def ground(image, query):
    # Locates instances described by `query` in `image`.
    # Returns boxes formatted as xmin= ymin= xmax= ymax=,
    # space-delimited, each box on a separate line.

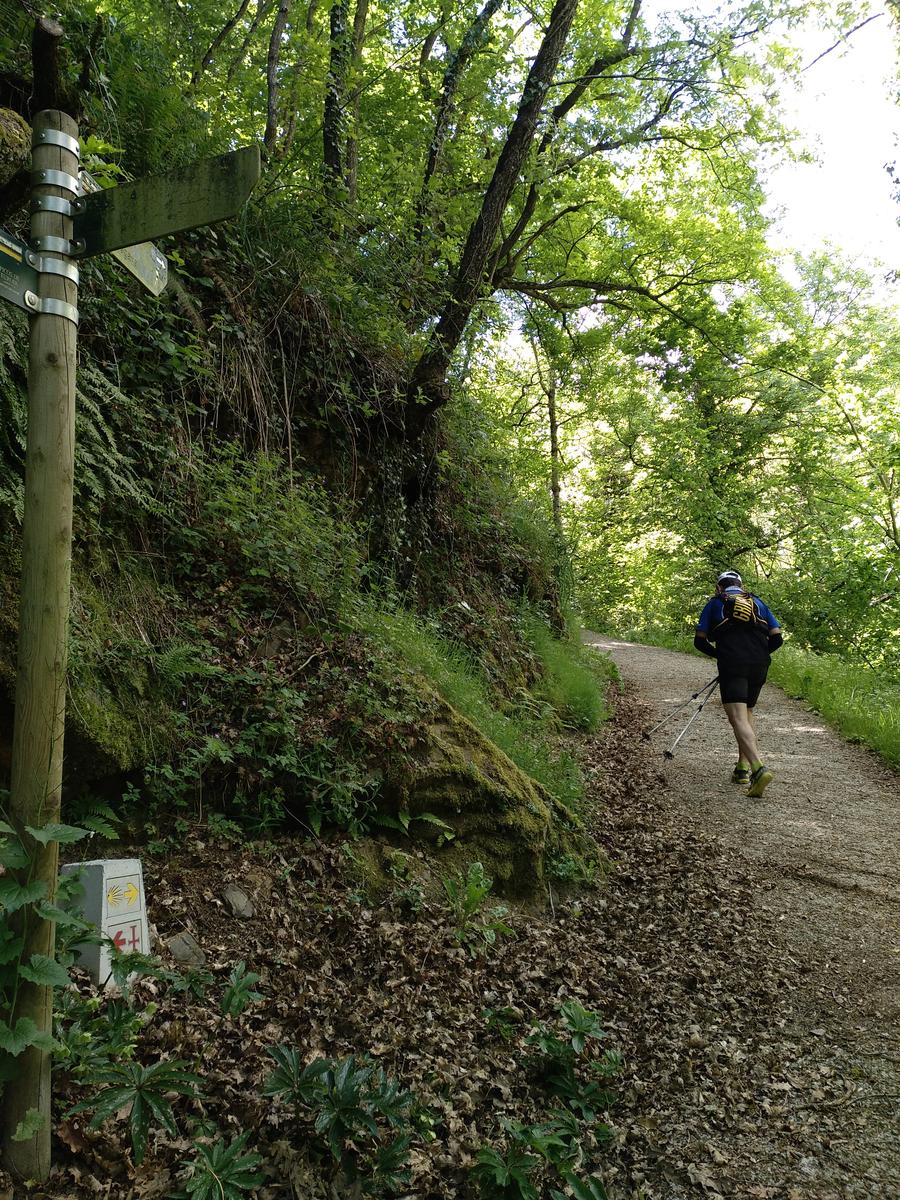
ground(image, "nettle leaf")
xmin=0 ymin=878 xmax=48 ymax=913
xmin=11 ymin=1108 xmax=44 ymax=1142
xmin=18 ymin=953 xmax=71 ymax=988
xmin=0 ymin=927 xmax=24 ymax=965
xmin=0 ymin=1017 xmax=55 ymax=1056
xmin=33 ymin=901 xmax=93 ymax=931
xmin=25 ymin=822 xmax=91 ymax=846
xmin=0 ymin=837 xmax=30 ymax=871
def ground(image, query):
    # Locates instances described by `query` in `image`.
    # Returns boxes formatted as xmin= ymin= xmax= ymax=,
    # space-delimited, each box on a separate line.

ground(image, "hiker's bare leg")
xmin=723 ymin=701 xmax=762 ymax=766
xmin=739 ymin=707 xmax=757 ymax=769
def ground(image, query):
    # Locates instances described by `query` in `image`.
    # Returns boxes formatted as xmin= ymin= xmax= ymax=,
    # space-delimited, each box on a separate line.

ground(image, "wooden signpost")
xmin=0 ymin=110 xmax=259 ymax=1182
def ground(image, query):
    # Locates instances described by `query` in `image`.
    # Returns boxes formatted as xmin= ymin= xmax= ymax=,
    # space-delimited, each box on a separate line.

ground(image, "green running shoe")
xmin=731 ymin=764 xmax=750 ymax=784
xmin=746 ymin=765 xmax=774 ymax=798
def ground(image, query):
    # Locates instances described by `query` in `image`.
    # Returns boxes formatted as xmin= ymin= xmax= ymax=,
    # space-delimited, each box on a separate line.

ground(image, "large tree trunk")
xmin=408 ymin=0 xmax=579 ymax=420
xmin=323 ymin=0 xmax=350 ymax=201
xmin=263 ymin=0 xmax=293 ymax=151
xmin=344 ymin=0 xmax=369 ymax=204
xmin=414 ymin=0 xmax=505 ymax=238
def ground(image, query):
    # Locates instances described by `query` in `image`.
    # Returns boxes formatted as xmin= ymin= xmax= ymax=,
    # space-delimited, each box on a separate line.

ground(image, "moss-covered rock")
xmin=0 ymin=108 xmax=29 ymax=189
xmin=0 ymin=539 xmax=178 ymax=788
xmin=385 ymin=694 xmax=591 ymax=899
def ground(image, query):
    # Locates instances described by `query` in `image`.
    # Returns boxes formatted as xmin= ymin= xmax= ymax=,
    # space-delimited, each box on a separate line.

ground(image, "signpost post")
xmin=0 ymin=112 xmax=260 ymax=1182
xmin=2 ymin=109 xmax=80 ymax=1181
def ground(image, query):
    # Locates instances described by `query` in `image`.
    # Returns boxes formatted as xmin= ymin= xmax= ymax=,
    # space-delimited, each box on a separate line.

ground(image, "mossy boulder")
xmin=0 ymin=108 xmax=29 ymax=189
xmin=0 ymin=547 xmax=177 ymax=789
xmin=385 ymin=694 xmax=589 ymax=899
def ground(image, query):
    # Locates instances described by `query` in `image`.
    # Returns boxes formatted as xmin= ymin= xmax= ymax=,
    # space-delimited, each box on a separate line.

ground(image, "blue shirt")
xmin=696 ymin=588 xmax=780 ymax=638
xmin=697 ymin=587 xmax=781 ymax=667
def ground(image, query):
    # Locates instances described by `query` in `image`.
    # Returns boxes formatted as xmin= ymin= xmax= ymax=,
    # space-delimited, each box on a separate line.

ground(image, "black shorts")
xmin=718 ymin=663 xmax=768 ymax=707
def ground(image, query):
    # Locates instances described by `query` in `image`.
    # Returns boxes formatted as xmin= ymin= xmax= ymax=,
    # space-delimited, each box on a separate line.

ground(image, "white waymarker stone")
xmin=60 ymin=858 xmax=150 ymax=985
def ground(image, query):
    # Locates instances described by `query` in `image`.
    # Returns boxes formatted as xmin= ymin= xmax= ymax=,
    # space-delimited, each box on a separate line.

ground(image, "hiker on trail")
xmin=694 ymin=570 xmax=783 ymax=797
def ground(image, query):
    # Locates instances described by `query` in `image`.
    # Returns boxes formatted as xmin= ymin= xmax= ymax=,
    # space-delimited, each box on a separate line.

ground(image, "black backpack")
xmin=713 ymin=590 xmax=768 ymax=635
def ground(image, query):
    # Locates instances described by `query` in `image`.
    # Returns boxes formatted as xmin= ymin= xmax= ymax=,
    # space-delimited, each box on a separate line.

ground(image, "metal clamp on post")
xmin=32 ymin=128 xmax=80 ymax=156
xmin=22 ymin=291 xmax=79 ymax=325
xmin=28 ymin=235 xmax=86 ymax=257
xmin=30 ymin=195 xmax=83 ymax=218
xmin=28 ymin=256 xmax=80 ymax=285
xmin=30 ymin=169 xmax=81 ymax=196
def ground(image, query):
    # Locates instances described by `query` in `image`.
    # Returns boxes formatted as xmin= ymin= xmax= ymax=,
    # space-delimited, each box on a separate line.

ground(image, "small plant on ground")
xmin=54 ymin=992 xmax=150 ymax=1078
xmin=472 ymin=1142 xmax=541 ymax=1200
xmin=68 ymin=1058 xmax=204 ymax=1163
xmin=220 ymin=961 xmax=263 ymax=1018
xmin=483 ymin=1006 xmax=523 ymax=1042
xmin=526 ymin=1001 xmax=621 ymax=1120
xmin=173 ymin=1130 xmax=265 ymax=1199
xmin=262 ymin=1049 xmax=418 ymax=1194
xmin=442 ymin=861 xmax=514 ymax=955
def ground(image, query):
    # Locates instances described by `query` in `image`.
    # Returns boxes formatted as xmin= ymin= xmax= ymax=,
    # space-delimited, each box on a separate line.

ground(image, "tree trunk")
xmin=263 ymin=0 xmax=293 ymax=151
xmin=547 ymin=376 xmax=564 ymax=546
xmin=408 ymin=0 xmax=579 ymax=418
xmin=345 ymin=0 xmax=369 ymax=203
xmin=323 ymin=0 xmax=350 ymax=201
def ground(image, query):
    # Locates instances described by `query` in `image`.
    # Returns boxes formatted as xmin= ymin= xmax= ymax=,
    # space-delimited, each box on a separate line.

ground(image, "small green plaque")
xmin=74 ymin=146 xmax=261 ymax=257
xmin=0 ymin=229 xmax=38 ymax=313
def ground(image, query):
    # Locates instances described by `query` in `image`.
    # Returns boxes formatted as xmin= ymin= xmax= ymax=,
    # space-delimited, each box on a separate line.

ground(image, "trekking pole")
xmin=641 ymin=677 xmax=718 ymax=741
xmin=663 ymin=683 xmax=718 ymax=759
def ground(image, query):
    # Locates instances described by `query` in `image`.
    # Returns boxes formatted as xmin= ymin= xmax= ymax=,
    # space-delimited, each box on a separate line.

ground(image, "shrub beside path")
xmin=584 ymin=634 xmax=899 ymax=1199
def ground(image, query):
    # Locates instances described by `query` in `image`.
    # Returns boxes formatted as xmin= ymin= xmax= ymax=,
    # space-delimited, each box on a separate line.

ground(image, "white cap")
xmin=717 ymin=570 xmax=742 ymax=586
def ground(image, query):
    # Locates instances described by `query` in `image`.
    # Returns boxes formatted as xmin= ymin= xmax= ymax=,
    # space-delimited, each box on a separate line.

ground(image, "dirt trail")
xmin=584 ymin=634 xmax=899 ymax=1199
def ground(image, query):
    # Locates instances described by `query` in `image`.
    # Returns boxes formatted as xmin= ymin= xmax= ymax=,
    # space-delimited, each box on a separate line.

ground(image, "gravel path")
xmin=584 ymin=634 xmax=899 ymax=1198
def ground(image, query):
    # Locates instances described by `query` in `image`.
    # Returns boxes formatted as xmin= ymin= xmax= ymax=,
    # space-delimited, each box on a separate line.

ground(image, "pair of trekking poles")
xmin=641 ymin=676 xmax=718 ymax=759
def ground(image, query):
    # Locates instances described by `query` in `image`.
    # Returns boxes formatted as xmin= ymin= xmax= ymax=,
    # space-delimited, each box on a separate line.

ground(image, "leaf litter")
xmin=3 ymin=680 xmax=898 ymax=1199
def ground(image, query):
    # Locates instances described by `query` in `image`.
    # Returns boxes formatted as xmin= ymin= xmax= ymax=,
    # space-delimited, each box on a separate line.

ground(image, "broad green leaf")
xmin=0 ymin=928 xmax=24 ymax=965
xmin=18 ymin=953 xmax=71 ymax=988
xmin=11 ymin=1108 xmax=44 ymax=1142
xmin=25 ymin=822 xmax=91 ymax=845
xmin=33 ymin=901 xmax=93 ymax=930
xmin=0 ymin=1017 xmax=43 ymax=1055
xmin=0 ymin=878 xmax=48 ymax=913
xmin=0 ymin=838 xmax=30 ymax=871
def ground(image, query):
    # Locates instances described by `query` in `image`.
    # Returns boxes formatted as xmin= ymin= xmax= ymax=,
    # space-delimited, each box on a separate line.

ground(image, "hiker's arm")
xmin=693 ymin=633 xmax=718 ymax=658
xmin=768 ymin=630 xmax=783 ymax=652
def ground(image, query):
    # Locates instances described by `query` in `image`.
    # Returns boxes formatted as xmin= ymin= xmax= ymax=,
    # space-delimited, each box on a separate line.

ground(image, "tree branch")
xmin=415 ymin=0 xmax=505 ymax=239
xmin=803 ymin=13 xmax=884 ymax=72
xmin=188 ymin=0 xmax=254 ymax=92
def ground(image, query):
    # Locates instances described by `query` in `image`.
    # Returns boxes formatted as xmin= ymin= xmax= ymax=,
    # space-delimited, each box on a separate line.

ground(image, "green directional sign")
xmin=79 ymin=171 xmax=168 ymax=295
xmin=73 ymin=146 xmax=261 ymax=258
xmin=0 ymin=229 xmax=38 ymax=313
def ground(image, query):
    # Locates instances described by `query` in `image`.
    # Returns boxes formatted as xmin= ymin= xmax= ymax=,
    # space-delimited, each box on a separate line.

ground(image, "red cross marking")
xmin=128 ymin=925 xmax=141 ymax=951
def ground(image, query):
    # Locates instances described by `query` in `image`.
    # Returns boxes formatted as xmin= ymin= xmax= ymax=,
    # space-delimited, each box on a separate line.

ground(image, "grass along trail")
xmin=583 ymin=633 xmax=899 ymax=1198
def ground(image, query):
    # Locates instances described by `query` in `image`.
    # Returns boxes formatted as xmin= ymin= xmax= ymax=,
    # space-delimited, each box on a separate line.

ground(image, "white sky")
xmin=764 ymin=11 xmax=899 ymax=273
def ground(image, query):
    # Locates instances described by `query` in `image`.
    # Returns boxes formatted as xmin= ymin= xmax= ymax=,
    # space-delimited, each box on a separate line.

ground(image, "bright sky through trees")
xmin=646 ymin=3 xmax=898 ymax=271
xmin=764 ymin=9 xmax=899 ymax=269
